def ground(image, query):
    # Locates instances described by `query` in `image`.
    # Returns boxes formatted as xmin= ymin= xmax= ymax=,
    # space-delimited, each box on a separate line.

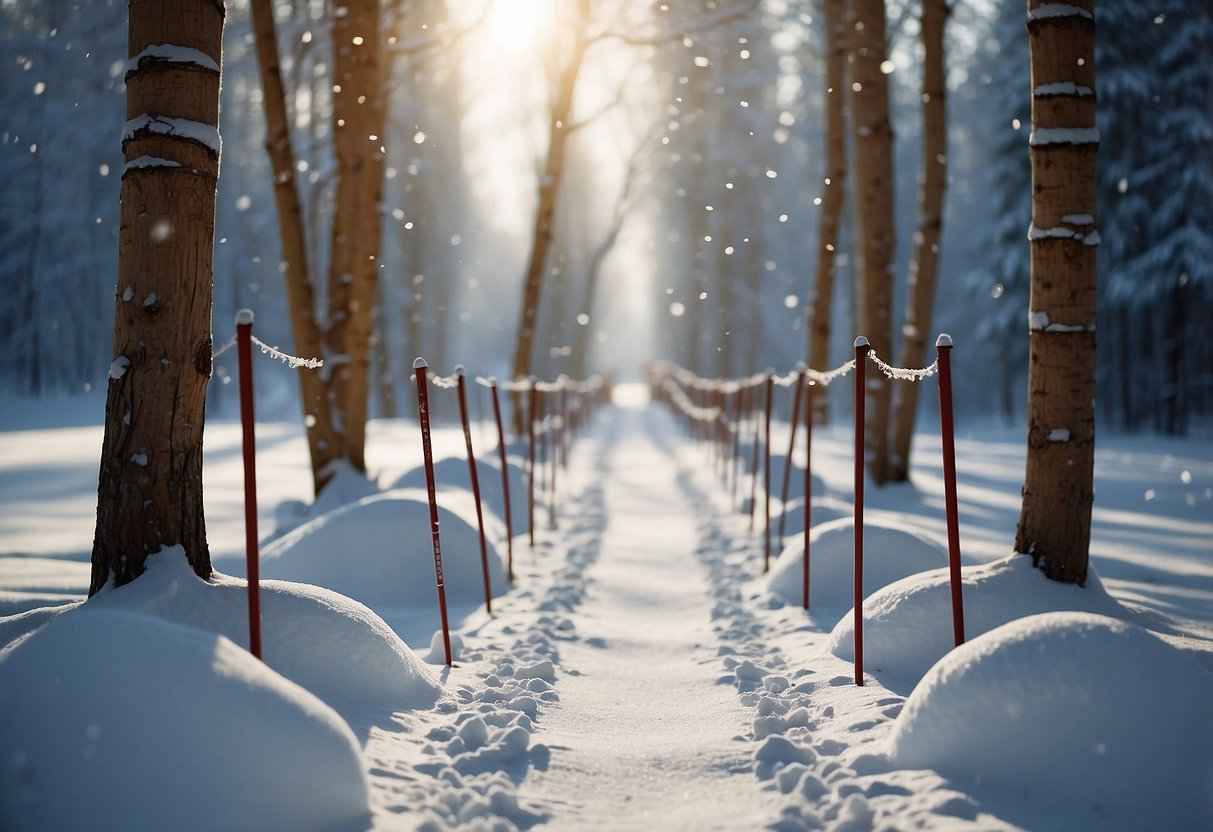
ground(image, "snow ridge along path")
xmin=519 ymin=407 xmax=779 ymax=830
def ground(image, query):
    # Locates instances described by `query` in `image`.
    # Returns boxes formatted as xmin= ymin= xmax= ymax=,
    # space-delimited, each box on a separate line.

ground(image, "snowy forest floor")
xmin=2 ymin=389 xmax=1212 ymax=830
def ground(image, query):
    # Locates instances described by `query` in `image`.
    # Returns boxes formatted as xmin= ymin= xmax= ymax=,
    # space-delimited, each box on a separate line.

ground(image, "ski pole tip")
xmin=936 ymin=333 xmax=954 ymax=348
xmin=235 ymin=308 xmax=254 ymax=326
xmin=854 ymin=336 xmax=870 ymax=349
xmin=413 ymin=357 xmax=428 ymax=370
xmin=454 ymin=364 xmax=465 ymax=376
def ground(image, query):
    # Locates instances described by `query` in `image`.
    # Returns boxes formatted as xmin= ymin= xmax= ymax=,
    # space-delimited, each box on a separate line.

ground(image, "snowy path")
xmin=520 ymin=409 xmax=777 ymax=830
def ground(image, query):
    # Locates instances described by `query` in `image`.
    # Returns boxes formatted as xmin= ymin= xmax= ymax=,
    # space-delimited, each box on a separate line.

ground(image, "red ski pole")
xmin=488 ymin=379 xmax=514 ymax=582
xmin=414 ymin=358 xmax=452 ymax=666
xmin=937 ymin=334 xmax=966 ymax=647
xmin=235 ymin=310 xmax=262 ymax=661
xmin=803 ymin=377 xmax=814 ymax=611
xmin=456 ymin=368 xmax=492 ymax=614
xmin=763 ymin=372 xmax=774 ymax=571
xmin=527 ymin=382 xmax=537 ymax=546
xmin=778 ymin=368 xmax=806 ymax=551
xmin=853 ymin=337 xmax=870 ymax=686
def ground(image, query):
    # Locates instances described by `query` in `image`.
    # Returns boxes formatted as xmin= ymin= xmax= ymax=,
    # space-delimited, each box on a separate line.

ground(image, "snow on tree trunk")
xmin=326 ymin=0 xmax=384 ymax=474
xmin=1014 ymin=0 xmax=1098 ymax=585
xmin=510 ymin=0 xmax=591 ymax=429
xmin=847 ymin=0 xmax=896 ymax=485
xmin=807 ymin=0 xmax=847 ymax=425
xmin=90 ymin=0 xmax=224 ymax=595
xmin=249 ymin=0 xmax=344 ymax=495
xmin=888 ymin=0 xmax=950 ymax=482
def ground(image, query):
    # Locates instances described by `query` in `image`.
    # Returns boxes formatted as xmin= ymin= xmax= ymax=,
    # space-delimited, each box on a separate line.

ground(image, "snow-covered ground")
xmin=1 ymin=388 xmax=1211 ymax=830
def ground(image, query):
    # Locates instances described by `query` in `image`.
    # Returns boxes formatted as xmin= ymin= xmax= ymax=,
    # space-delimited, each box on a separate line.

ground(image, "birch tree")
xmin=249 ymin=0 xmax=341 ymax=496
xmin=847 ymin=0 xmax=896 ymax=484
xmin=807 ymin=0 xmax=847 ymax=423
xmin=91 ymin=0 xmax=224 ymax=594
xmin=248 ymin=0 xmax=389 ymax=493
xmin=509 ymin=0 xmax=592 ymax=415
xmin=888 ymin=0 xmax=950 ymax=481
xmin=1014 ymin=0 xmax=1098 ymax=585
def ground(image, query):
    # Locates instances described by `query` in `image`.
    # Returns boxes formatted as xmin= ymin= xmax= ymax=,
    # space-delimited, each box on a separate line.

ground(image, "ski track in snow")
xmin=517 ymin=408 xmax=778 ymax=830
xmin=361 ymin=406 xmax=994 ymax=831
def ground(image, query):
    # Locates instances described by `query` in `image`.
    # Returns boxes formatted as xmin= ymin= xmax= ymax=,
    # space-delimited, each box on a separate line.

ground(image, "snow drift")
xmin=827 ymin=554 xmax=1132 ymax=687
xmin=389 ymin=453 xmax=529 ymax=533
xmin=0 ymin=607 xmax=371 ymax=832
xmin=767 ymin=517 xmax=946 ymax=611
xmin=83 ymin=552 xmax=444 ymax=719
xmin=887 ymin=611 xmax=1213 ymax=829
xmin=258 ymin=488 xmax=509 ymax=616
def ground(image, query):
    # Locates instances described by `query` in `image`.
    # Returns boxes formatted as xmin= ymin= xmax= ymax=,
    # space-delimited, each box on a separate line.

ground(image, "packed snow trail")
xmin=519 ymin=407 xmax=778 ymax=830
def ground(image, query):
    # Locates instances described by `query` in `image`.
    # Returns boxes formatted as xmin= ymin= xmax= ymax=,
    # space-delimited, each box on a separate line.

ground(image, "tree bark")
xmin=91 ymin=0 xmax=224 ymax=595
xmin=510 ymin=0 xmax=591 ymax=428
xmin=1014 ymin=0 xmax=1097 ymax=585
xmin=888 ymin=0 xmax=950 ymax=482
xmin=847 ymin=0 xmax=896 ymax=484
xmin=249 ymin=0 xmax=343 ymax=495
xmin=327 ymin=0 xmax=384 ymax=473
xmin=807 ymin=0 xmax=847 ymax=424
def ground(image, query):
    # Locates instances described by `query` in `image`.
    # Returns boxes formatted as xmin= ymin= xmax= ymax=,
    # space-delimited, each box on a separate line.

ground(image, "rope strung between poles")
xmin=865 ymin=349 xmax=937 ymax=381
xmin=214 ymin=330 xmax=324 ymax=372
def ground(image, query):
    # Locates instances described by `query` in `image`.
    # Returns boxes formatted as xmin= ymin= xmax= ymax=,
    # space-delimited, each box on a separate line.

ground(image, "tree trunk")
xmin=888 ymin=0 xmax=950 ymax=482
xmin=249 ymin=0 xmax=343 ymax=495
xmin=91 ymin=0 xmax=224 ymax=595
xmin=807 ymin=0 xmax=847 ymax=424
xmin=1014 ymin=0 xmax=1097 ymax=585
xmin=326 ymin=0 xmax=384 ymax=474
xmin=847 ymin=0 xmax=896 ymax=484
xmin=510 ymin=0 xmax=591 ymax=426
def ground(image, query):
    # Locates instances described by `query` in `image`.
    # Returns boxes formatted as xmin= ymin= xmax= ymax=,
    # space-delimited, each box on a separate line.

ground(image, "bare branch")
xmin=388 ymin=0 xmax=490 ymax=57
xmin=592 ymin=0 xmax=763 ymax=47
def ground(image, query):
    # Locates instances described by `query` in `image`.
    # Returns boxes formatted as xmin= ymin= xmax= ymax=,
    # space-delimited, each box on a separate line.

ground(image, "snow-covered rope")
xmin=657 ymin=356 xmax=856 ymax=395
xmin=806 ymin=359 xmax=856 ymax=387
xmin=661 ymin=377 xmax=722 ymax=423
xmin=212 ymin=333 xmax=237 ymax=360
xmin=249 ymin=335 xmax=324 ymax=369
xmin=425 ymin=372 xmax=461 ymax=390
xmin=865 ymin=349 xmax=937 ymax=382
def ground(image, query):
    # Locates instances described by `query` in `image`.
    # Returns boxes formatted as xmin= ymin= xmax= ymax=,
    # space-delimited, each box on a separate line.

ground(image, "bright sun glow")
xmin=487 ymin=0 xmax=552 ymax=58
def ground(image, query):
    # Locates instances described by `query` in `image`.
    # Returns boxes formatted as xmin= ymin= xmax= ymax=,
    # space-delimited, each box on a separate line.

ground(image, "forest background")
xmin=2 ymin=0 xmax=1209 ymax=438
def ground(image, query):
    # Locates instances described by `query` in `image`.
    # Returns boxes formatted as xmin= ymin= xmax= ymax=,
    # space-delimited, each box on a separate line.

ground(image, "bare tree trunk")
xmin=326 ymin=0 xmax=384 ymax=473
xmin=848 ymin=0 xmax=896 ymax=485
xmin=249 ymin=0 xmax=343 ymax=495
xmin=888 ymin=0 xmax=950 ymax=482
xmin=510 ymin=0 xmax=591 ymax=426
xmin=91 ymin=0 xmax=224 ymax=595
xmin=808 ymin=0 xmax=847 ymax=424
xmin=1014 ymin=0 xmax=1097 ymax=585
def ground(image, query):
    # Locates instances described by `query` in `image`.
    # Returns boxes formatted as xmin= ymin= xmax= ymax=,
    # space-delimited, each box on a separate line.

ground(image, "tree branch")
xmin=592 ymin=0 xmax=763 ymax=47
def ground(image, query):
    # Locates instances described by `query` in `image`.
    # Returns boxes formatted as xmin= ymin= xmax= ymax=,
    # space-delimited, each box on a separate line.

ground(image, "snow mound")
xmin=389 ymin=454 xmax=529 ymax=533
xmin=767 ymin=517 xmax=946 ymax=611
xmin=88 ymin=552 xmax=443 ymax=718
xmin=260 ymin=489 xmax=508 ymax=614
xmin=888 ymin=612 xmax=1213 ymax=829
xmin=827 ymin=554 xmax=1129 ymax=686
xmin=770 ymin=494 xmax=852 ymax=539
xmin=273 ymin=460 xmax=381 ymax=537
xmin=0 ymin=607 xmax=370 ymax=832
